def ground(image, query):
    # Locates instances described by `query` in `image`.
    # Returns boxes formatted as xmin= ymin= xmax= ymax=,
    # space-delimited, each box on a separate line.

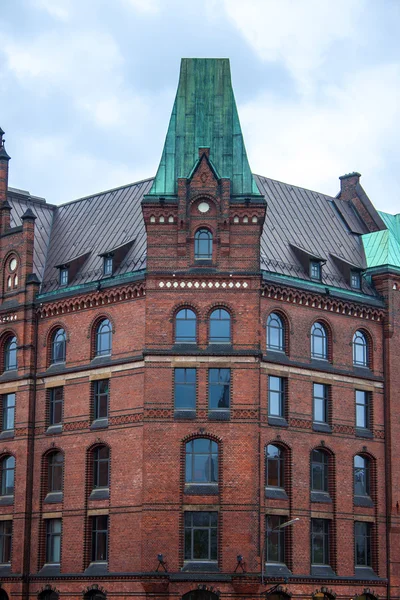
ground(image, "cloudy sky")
xmin=1 ymin=0 xmax=399 ymax=214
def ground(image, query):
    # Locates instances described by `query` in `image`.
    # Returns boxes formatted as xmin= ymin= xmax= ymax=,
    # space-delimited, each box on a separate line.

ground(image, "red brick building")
xmin=0 ymin=59 xmax=399 ymax=600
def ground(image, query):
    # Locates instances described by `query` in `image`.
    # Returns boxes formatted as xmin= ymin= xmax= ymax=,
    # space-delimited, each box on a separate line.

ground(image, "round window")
xmin=9 ymin=258 xmax=17 ymax=272
xmin=198 ymin=202 xmax=210 ymax=214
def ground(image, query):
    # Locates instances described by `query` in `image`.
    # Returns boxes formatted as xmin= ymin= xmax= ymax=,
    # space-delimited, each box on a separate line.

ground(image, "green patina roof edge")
xmin=262 ymin=271 xmax=385 ymax=308
xmin=362 ymin=210 xmax=400 ymax=270
xmin=146 ymin=58 xmax=262 ymax=199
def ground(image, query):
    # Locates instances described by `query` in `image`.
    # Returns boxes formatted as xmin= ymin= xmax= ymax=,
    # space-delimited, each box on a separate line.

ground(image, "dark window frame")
xmin=268 ymin=376 xmax=285 ymax=418
xmin=313 ymin=383 xmax=328 ymax=424
xmin=353 ymin=330 xmax=368 ymax=367
xmin=45 ymin=518 xmax=62 ymax=564
xmin=354 ymin=521 xmax=372 ymax=567
xmin=174 ymin=368 xmax=196 ymax=411
xmin=48 ymin=452 xmax=63 ymax=494
xmin=175 ymin=309 xmax=197 ymax=344
xmin=1 ymin=393 xmax=15 ymax=432
xmin=311 ymin=449 xmax=329 ymax=493
xmin=354 ymin=455 xmax=371 ymax=497
xmin=49 ymin=387 xmax=63 ymax=427
xmin=4 ymin=336 xmax=17 ymax=372
xmin=93 ymin=380 xmax=109 ymax=421
xmin=265 ymin=514 xmax=286 ymax=564
xmin=311 ymin=518 xmax=330 ymax=565
xmin=51 ymin=329 xmax=66 ymax=364
xmin=95 ymin=319 xmax=112 ymax=357
xmin=59 ymin=268 xmax=68 ymax=287
xmin=194 ymin=229 xmax=213 ymax=260
xmin=91 ymin=515 xmax=108 ymax=563
xmin=185 ymin=438 xmax=218 ymax=484
xmin=209 ymin=309 xmax=231 ymax=344
xmin=184 ymin=511 xmax=218 ymax=562
xmin=0 ymin=520 xmax=12 ymax=564
xmin=93 ymin=446 xmax=110 ymax=490
xmin=311 ymin=322 xmax=328 ymax=360
xmin=265 ymin=444 xmax=285 ymax=489
xmin=351 ymin=270 xmax=362 ymax=290
xmin=355 ymin=390 xmax=370 ymax=430
xmin=208 ymin=368 xmax=231 ymax=411
xmin=103 ymin=256 xmax=113 ymax=277
xmin=267 ymin=313 xmax=284 ymax=352
xmin=310 ymin=260 xmax=322 ymax=280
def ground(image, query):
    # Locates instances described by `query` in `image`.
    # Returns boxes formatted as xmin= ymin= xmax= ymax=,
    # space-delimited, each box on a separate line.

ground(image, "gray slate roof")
xmin=6 ymin=174 xmax=378 ymax=298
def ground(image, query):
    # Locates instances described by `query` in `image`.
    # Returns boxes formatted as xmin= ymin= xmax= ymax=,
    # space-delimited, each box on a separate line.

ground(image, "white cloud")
xmin=31 ymin=0 xmax=73 ymax=20
xmin=222 ymin=0 xmax=365 ymax=91
xmin=240 ymin=64 xmax=400 ymax=213
xmin=122 ymin=0 xmax=160 ymax=14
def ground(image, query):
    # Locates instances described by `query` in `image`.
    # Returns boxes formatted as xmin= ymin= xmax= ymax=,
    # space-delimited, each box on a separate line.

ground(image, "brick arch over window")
xmin=264 ymin=308 xmax=292 ymax=355
xmin=44 ymin=324 xmax=69 ymax=367
xmin=351 ymin=327 xmax=374 ymax=369
xmin=353 ymin=450 xmax=377 ymax=506
xmin=172 ymin=304 xmax=199 ymax=344
xmin=182 ymin=591 xmax=219 ymax=600
xmin=83 ymin=585 xmax=107 ymax=600
xmin=40 ymin=447 xmax=65 ymax=503
xmin=312 ymin=587 xmax=336 ymax=599
xmin=310 ymin=318 xmax=334 ymax=362
xmin=87 ymin=314 xmax=115 ymax=359
xmin=0 ymin=330 xmax=18 ymax=373
xmin=85 ymin=441 xmax=111 ymax=498
xmin=265 ymin=440 xmax=292 ymax=495
xmin=38 ymin=589 xmax=59 ymax=600
xmin=310 ymin=445 xmax=336 ymax=501
xmin=180 ymin=432 xmax=222 ymax=493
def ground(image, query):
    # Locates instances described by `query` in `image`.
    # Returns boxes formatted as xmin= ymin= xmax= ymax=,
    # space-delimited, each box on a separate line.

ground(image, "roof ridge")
xmin=58 ymin=177 xmax=154 ymax=208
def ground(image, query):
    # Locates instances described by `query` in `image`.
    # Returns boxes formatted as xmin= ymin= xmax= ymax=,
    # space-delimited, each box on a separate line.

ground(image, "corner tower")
xmin=142 ymin=58 xmax=266 ymax=274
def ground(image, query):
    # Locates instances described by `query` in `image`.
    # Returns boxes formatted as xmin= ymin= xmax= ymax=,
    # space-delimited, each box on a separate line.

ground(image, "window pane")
xmin=268 ymin=376 xmax=283 ymax=417
xmin=2 ymin=394 xmax=15 ymax=431
xmin=208 ymin=369 xmax=230 ymax=410
xmin=267 ymin=314 xmax=284 ymax=351
xmin=209 ymin=309 xmax=230 ymax=343
xmin=176 ymin=309 xmax=196 ymax=343
xmin=174 ymin=368 xmax=196 ymax=409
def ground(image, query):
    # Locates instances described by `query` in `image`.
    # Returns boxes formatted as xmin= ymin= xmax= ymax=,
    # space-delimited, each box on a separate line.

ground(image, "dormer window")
xmin=103 ymin=256 xmax=113 ymax=277
xmin=59 ymin=267 xmax=69 ymax=286
xmin=351 ymin=270 xmax=361 ymax=290
xmin=310 ymin=260 xmax=322 ymax=280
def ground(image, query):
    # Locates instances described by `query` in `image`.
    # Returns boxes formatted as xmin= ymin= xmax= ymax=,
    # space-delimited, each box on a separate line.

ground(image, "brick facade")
xmin=0 ymin=61 xmax=399 ymax=600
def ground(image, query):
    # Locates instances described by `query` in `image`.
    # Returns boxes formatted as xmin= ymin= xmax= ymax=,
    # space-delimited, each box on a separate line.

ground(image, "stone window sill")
xmin=89 ymin=488 xmax=109 ymax=501
xmin=355 ymin=428 xmax=373 ymax=439
xmin=311 ymin=491 xmax=332 ymax=504
xmin=46 ymin=424 xmax=62 ymax=435
xmin=0 ymin=430 xmax=14 ymax=440
xmin=265 ymin=487 xmax=288 ymax=500
xmin=184 ymin=484 xmax=218 ymax=496
xmin=90 ymin=418 xmax=108 ymax=430
xmin=208 ymin=410 xmax=230 ymax=421
xmin=354 ymin=495 xmax=374 ymax=508
xmin=268 ymin=416 xmax=288 ymax=427
xmin=0 ymin=495 xmax=13 ymax=506
xmin=312 ymin=422 xmax=332 ymax=433
xmin=44 ymin=491 xmax=63 ymax=504
xmin=174 ymin=410 xmax=196 ymax=420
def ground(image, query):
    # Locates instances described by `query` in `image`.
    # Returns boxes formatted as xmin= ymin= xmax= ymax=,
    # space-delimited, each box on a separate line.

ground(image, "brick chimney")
xmin=338 ymin=172 xmax=361 ymax=202
xmin=0 ymin=128 xmax=11 ymax=233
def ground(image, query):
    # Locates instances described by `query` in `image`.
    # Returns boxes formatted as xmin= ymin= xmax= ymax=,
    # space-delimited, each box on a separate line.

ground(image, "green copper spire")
xmin=148 ymin=58 xmax=261 ymax=198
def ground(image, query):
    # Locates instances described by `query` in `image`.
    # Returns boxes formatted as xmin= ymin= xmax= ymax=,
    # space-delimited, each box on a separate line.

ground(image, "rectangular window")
xmin=91 ymin=515 xmax=108 ymax=562
xmin=0 ymin=521 xmax=12 ymax=563
xmin=49 ymin=387 xmax=63 ymax=426
xmin=351 ymin=271 xmax=361 ymax=289
xmin=45 ymin=519 xmax=61 ymax=564
xmin=208 ymin=369 xmax=230 ymax=410
xmin=310 ymin=260 xmax=321 ymax=280
xmin=59 ymin=268 xmax=68 ymax=286
xmin=184 ymin=512 xmax=217 ymax=562
xmin=313 ymin=383 xmax=328 ymax=423
xmin=2 ymin=393 xmax=15 ymax=431
xmin=355 ymin=521 xmax=371 ymax=567
xmin=174 ymin=368 xmax=196 ymax=410
xmin=356 ymin=390 xmax=370 ymax=429
xmin=93 ymin=380 xmax=109 ymax=420
xmin=103 ymin=256 xmax=113 ymax=276
xmin=311 ymin=519 xmax=330 ymax=565
xmin=268 ymin=376 xmax=285 ymax=417
xmin=266 ymin=515 xmax=285 ymax=564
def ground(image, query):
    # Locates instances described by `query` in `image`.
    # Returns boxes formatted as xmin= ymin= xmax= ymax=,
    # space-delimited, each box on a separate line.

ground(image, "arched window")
xmin=267 ymin=313 xmax=284 ymax=352
xmin=266 ymin=444 xmax=285 ymax=489
xmin=4 ymin=336 xmax=17 ymax=371
xmin=353 ymin=330 xmax=368 ymax=367
xmin=95 ymin=319 xmax=112 ymax=357
xmin=185 ymin=439 xmax=218 ymax=484
xmin=38 ymin=591 xmax=59 ymax=600
xmin=48 ymin=452 xmax=63 ymax=493
xmin=1 ymin=456 xmax=15 ymax=496
xmin=354 ymin=455 xmax=370 ymax=497
xmin=51 ymin=329 xmax=66 ymax=364
xmin=93 ymin=446 xmax=109 ymax=489
xmin=175 ymin=309 xmax=197 ymax=343
xmin=311 ymin=450 xmax=329 ymax=493
xmin=311 ymin=322 xmax=327 ymax=360
xmin=194 ymin=229 xmax=212 ymax=260
xmin=209 ymin=308 xmax=231 ymax=343
xmin=84 ymin=591 xmax=106 ymax=600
